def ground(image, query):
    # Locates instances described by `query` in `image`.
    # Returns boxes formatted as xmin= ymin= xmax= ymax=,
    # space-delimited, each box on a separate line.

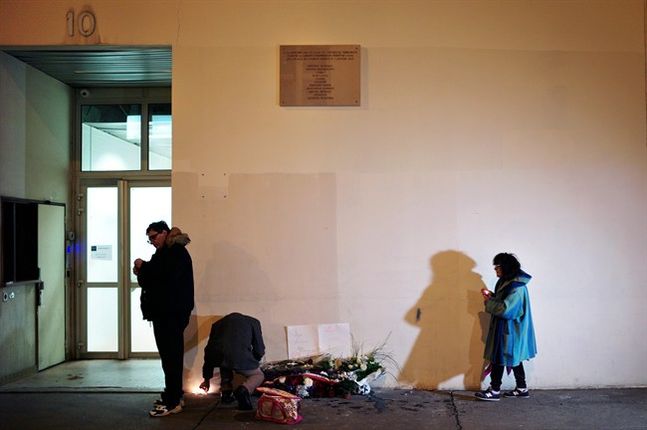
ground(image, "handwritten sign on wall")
xmin=286 ymin=323 xmax=352 ymax=359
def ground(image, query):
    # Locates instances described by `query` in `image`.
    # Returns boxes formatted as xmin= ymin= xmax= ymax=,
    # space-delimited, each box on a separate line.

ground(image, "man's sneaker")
xmin=234 ymin=386 xmax=253 ymax=410
xmin=149 ymin=403 xmax=182 ymax=417
xmin=474 ymin=388 xmax=501 ymax=401
xmin=504 ymin=388 xmax=530 ymax=398
xmin=153 ymin=397 xmax=185 ymax=407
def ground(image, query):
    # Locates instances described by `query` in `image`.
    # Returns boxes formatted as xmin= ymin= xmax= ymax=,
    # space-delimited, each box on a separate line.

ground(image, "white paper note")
xmin=286 ymin=324 xmax=320 ymax=359
xmin=318 ymin=323 xmax=351 ymax=357
xmin=286 ymin=322 xmax=352 ymax=359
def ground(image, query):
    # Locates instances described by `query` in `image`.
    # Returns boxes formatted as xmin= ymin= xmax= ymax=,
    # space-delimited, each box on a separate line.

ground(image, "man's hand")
xmin=199 ymin=379 xmax=210 ymax=393
xmin=132 ymin=258 xmax=144 ymax=275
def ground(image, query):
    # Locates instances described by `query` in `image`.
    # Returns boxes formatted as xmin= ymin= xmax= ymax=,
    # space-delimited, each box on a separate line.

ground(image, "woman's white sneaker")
xmin=474 ymin=388 xmax=501 ymax=401
xmin=503 ymin=388 xmax=530 ymax=398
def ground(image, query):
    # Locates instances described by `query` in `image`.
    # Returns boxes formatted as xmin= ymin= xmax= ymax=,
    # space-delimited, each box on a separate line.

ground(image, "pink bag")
xmin=256 ymin=387 xmax=303 ymax=425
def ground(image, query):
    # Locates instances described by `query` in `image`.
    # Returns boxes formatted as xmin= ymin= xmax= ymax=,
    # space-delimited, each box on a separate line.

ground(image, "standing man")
xmin=133 ymin=221 xmax=195 ymax=417
xmin=199 ymin=313 xmax=266 ymax=410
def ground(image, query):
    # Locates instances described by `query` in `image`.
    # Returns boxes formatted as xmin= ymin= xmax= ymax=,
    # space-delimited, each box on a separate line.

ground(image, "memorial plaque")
xmin=280 ymin=45 xmax=361 ymax=106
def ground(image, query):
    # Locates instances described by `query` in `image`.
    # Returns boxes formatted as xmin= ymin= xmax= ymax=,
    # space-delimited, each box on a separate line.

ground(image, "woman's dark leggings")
xmin=490 ymin=363 xmax=526 ymax=391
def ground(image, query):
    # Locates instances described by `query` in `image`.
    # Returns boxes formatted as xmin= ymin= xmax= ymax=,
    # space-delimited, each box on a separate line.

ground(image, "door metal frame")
xmin=124 ymin=179 xmax=171 ymax=359
xmin=0 ymin=197 xmax=67 ymax=370
xmin=73 ymin=87 xmax=171 ymax=359
xmin=76 ymin=178 xmax=170 ymax=359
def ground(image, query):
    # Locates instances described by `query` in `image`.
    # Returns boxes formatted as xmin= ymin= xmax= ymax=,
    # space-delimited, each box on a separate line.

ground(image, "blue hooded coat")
xmin=483 ymin=270 xmax=537 ymax=367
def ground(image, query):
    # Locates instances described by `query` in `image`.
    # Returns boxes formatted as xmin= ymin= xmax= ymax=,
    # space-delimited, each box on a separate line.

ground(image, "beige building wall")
xmin=1 ymin=0 xmax=646 ymax=390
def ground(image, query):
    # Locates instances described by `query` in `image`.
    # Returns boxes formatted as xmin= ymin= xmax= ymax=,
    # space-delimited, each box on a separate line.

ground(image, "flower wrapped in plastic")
xmin=261 ymin=339 xmax=395 ymax=398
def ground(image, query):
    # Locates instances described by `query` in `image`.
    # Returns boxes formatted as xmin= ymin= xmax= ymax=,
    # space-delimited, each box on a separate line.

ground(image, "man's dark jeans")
xmin=153 ymin=313 xmax=190 ymax=406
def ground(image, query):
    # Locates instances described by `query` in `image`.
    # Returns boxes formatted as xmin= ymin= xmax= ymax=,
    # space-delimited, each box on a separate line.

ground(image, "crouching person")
xmin=199 ymin=313 xmax=266 ymax=410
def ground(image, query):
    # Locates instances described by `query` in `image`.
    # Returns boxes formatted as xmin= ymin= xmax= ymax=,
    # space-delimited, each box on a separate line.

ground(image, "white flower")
xmin=360 ymin=363 xmax=367 ymax=371
xmin=303 ymin=377 xmax=313 ymax=387
xmin=297 ymin=385 xmax=310 ymax=397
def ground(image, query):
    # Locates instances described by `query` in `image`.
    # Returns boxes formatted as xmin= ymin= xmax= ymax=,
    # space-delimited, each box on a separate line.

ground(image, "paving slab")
xmin=454 ymin=388 xmax=647 ymax=430
xmin=0 ymin=388 xmax=645 ymax=430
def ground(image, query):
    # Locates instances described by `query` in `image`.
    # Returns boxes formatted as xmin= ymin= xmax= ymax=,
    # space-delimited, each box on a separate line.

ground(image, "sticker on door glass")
xmin=90 ymin=245 xmax=112 ymax=260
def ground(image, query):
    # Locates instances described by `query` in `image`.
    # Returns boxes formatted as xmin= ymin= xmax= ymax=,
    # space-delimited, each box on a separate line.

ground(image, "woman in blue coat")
xmin=475 ymin=253 xmax=537 ymax=401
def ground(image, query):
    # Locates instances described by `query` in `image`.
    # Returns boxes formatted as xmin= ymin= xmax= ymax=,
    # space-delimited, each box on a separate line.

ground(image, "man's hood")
xmin=166 ymin=227 xmax=191 ymax=247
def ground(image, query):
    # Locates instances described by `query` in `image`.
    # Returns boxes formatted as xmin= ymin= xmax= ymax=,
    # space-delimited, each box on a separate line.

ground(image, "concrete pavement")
xmin=1 ymin=388 xmax=646 ymax=430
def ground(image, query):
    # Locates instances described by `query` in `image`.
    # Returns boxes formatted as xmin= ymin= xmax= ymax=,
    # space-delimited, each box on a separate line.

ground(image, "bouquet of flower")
xmin=261 ymin=339 xmax=395 ymax=398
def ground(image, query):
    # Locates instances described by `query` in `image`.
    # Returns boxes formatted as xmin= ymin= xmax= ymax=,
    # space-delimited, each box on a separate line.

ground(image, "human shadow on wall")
xmin=400 ymin=250 xmax=490 ymax=390
xmin=187 ymin=239 xmax=273 ymax=363
xmin=183 ymin=314 xmax=223 ymax=393
xmin=183 ymin=241 xmax=274 ymax=390
xmin=198 ymin=241 xmax=275 ymax=302
xmin=184 ymin=314 xmax=224 ymax=362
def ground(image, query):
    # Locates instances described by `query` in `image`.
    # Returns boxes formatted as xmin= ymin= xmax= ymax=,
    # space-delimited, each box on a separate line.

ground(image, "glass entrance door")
xmin=79 ymin=180 xmax=171 ymax=358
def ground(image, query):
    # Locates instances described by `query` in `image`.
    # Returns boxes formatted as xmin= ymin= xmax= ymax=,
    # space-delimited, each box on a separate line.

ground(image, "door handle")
xmin=36 ymin=281 xmax=45 ymax=306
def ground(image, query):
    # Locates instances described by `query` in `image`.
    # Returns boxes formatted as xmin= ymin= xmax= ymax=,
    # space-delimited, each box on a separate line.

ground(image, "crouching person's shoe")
xmin=234 ymin=386 xmax=253 ymax=410
xmin=149 ymin=403 xmax=183 ymax=417
xmin=221 ymin=390 xmax=236 ymax=404
xmin=474 ymin=388 xmax=501 ymax=401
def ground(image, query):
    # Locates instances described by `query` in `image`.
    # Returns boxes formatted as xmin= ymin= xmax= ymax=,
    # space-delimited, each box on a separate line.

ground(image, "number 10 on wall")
xmin=66 ymin=10 xmax=96 ymax=37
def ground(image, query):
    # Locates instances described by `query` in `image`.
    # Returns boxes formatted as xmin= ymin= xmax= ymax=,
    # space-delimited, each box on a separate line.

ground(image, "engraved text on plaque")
xmin=280 ymin=45 xmax=361 ymax=106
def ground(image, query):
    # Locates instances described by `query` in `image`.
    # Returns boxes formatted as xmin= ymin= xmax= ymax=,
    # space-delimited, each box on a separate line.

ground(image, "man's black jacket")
xmin=137 ymin=232 xmax=194 ymax=321
xmin=202 ymin=313 xmax=265 ymax=379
